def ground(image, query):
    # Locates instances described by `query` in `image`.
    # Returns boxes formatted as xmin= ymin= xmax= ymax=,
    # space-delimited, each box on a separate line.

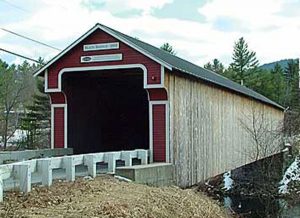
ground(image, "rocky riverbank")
xmin=198 ymin=153 xmax=300 ymax=217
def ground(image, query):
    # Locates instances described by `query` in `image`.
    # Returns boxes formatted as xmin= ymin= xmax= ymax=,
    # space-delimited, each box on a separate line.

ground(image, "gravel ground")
xmin=0 ymin=175 xmax=229 ymax=218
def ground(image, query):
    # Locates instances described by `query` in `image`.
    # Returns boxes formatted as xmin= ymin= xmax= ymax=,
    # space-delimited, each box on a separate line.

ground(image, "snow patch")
xmin=8 ymin=129 xmax=27 ymax=143
xmin=114 ymin=175 xmax=132 ymax=183
xmin=278 ymin=157 xmax=300 ymax=194
xmin=282 ymin=148 xmax=289 ymax=153
xmin=223 ymin=171 xmax=233 ymax=191
xmin=0 ymin=129 xmax=27 ymax=147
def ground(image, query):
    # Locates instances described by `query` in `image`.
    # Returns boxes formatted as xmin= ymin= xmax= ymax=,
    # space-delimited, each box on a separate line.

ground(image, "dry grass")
xmin=0 ymin=175 xmax=229 ymax=218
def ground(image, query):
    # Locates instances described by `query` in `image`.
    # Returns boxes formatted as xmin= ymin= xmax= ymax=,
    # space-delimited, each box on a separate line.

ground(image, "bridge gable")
xmin=45 ymin=28 xmax=163 ymax=90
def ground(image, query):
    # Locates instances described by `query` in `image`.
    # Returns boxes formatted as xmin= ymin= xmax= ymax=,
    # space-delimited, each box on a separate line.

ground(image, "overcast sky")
xmin=0 ymin=0 xmax=299 ymax=67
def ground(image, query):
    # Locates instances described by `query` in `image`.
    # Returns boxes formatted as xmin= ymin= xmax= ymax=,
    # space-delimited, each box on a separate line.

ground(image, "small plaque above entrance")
xmin=80 ymin=54 xmax=123 ymax=63
xmin=83 ymin=42 xmax=119 ymax=51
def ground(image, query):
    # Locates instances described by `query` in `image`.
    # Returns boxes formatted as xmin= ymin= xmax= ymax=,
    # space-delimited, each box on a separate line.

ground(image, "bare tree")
xmin=0 ymin=62 xmax=27 ymax=149
xmin=239 ymin=106 xmax=283 ymax=162
xmin=232 ymin=106 xmax=285 ymax=198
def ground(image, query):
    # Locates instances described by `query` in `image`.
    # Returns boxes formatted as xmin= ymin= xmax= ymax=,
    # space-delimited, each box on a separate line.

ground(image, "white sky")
xmin=0 ymin=0 xmax=299 ymax=67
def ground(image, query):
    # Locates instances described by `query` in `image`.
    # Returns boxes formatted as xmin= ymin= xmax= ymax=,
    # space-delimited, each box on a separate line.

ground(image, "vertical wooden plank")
xmin=165 ymin=70 xmax=284 ymax=187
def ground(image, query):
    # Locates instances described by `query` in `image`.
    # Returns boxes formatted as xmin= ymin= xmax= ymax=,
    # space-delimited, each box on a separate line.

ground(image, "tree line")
xmin=161 ymin=39 xmax=300 ymax=137
xmin=0 ymin=59 xmax=50 ymax=149
xmin=204 ymin=37 xmax=299 ymax=110
xmin=0 ymin=38 xmax=298 ymax=150
xmin=161 ymin=39 xmax=300 ymax=111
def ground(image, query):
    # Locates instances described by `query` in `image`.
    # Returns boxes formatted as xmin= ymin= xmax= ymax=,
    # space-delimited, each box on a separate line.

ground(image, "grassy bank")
xmin=0 ymin=175 xmax=229 ymax=217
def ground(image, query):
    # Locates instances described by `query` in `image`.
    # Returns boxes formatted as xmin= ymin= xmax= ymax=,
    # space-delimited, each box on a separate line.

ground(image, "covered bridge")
xmin=35 ymin=23 xmax=284 ymax=187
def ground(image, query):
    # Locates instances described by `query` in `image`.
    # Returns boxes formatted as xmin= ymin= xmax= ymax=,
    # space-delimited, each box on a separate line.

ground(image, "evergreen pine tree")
xmin=20 ymin=79 xmax=50 ymax=149
xmin=270 ymin=63 xmax=285 ymax=105
xmin=284 ymin=59 xmax=300 ymax=109
xmin=204 ymin=59 xmax=224 ymax=74
xmin=230 ymin=37 xmax=259 ymax=85
xmin=160 ymin=43 xmax=176 ymax=55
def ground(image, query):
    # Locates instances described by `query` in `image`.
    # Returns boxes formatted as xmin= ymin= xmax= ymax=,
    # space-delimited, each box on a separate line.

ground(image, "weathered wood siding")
xmin=165 ymin=71 xmax=284 ymax=187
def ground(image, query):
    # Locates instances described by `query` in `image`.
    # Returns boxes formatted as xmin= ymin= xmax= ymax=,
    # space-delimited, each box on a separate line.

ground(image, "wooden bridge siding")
xmin=164 ymin=71 xmax=284 ymax=187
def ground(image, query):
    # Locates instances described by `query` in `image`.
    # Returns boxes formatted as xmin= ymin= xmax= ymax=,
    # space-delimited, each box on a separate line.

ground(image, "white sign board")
xmin=83 ymin=42 xmax=119 ymax=51
xmin=80 ymin=54 xmax=123 ymax=63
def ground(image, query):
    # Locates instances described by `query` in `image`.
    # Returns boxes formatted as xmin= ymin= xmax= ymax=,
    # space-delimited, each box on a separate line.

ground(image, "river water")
xmin=224 ymin=195 xmax=300 ymax=218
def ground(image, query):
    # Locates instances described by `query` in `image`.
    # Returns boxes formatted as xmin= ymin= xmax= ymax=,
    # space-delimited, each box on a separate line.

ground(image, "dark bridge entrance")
xmin=63 ymin=69 xmax=149 ymax=154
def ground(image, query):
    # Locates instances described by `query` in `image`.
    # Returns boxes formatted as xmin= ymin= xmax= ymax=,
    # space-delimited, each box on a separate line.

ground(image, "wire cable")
xmin=0 ymin=0 xmax=29 ymax=13
xmin=0 ymin=28 xmax=61 ymax=51
xmin=0 ymin=48 xmax=40 ymax=63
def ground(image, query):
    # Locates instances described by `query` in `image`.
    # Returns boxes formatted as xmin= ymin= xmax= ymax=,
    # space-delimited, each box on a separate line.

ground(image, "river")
xmin=223 ymin=195 xmax=300 ymax=217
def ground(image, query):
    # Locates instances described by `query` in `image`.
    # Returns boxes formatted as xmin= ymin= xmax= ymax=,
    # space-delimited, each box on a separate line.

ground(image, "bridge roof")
xmin=35 ymin=23 xmax=283 ymax=110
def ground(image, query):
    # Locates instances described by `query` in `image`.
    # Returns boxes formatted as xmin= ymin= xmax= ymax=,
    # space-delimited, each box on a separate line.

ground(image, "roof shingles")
xmin=101 ymin=24 xmax=283 ymax=110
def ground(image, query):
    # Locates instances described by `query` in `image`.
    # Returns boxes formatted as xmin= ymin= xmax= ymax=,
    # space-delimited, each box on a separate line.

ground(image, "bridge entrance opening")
xmin=63 ymin=69 xmax=149 ymax=154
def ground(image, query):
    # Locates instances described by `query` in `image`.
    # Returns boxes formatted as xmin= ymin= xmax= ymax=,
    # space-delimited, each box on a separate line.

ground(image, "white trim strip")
xmin=161 ymin=65 xmax=165 ymax=87
xmin=34 ymin=24 xmax=172 ymax=77
xmin=44 ymin=69 xmax=48 ymax=93
xmin=149 ymin=100 xmax=170 ymax=163
xmin=51 ymin=106 xmax=54 ymax=149
xmin=166 ymin=102 xmax=170 ymax=163
xmin=45 ymin=64 xmax=165 ymax=92
xmin=64 ymin=104 xmax=68 ymax=148
xmin=149 ymin=104 xmax=153 ymax=163
xmin=150 ymin=101 xmax=169 ymax=105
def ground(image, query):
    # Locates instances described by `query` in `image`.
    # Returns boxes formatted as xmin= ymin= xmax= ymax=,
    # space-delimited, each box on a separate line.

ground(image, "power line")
xmin=1 ymin=28 xmax=61 ymax=51
xmin=0 ymin=48 xmax=40 ymax=63
xmin=0 ymin=0 xmax=29 ymax=13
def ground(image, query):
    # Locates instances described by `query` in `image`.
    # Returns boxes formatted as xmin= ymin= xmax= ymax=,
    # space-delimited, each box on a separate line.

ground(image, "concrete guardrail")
xmin=0 ymin=148 xmax=73 ymax=164
xmin=0 ymin=149 xmax=148 ymax=202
